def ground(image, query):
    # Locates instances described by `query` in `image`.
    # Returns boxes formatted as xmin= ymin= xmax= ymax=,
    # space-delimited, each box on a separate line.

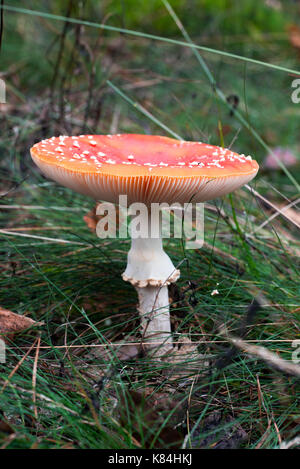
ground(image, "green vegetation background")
xmin=0 ymin=0 xmax=299 ymax=449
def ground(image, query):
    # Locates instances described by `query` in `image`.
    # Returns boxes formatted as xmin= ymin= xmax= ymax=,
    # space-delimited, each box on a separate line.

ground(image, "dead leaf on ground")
xmin=0 ymin=418 xmax=14 ymax=435
xmin=0 ymin=306 xmax=42 ymax=341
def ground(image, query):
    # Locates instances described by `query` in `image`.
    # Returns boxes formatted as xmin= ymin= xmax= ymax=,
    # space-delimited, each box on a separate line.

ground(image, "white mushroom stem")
xmin=136 ymin=285 xmax=172 ymax=355
xmin=122 ymin=215 xmax=180 ymax=356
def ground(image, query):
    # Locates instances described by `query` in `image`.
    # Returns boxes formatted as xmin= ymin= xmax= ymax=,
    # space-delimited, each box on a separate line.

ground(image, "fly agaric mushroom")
xmin=30 ymin=134 xmax=259 ymax=356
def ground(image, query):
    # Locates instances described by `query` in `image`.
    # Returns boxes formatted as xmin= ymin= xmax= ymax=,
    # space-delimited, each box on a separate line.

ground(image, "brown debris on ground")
xmin=0 ymin=306 xmax=42 ymax=341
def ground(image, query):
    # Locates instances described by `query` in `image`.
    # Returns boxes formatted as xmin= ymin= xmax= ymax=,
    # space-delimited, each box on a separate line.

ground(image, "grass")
xmin=0 ymin=0 xmax=299 ymax=449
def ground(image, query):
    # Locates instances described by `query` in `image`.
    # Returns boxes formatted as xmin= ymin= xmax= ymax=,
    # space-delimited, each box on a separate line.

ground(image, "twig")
xmin=280 ymin=436 xmax=300 ymax=449
xmin=219 ymin=327 xmax=300 ymax=378
xmin=250 ymin=197 xmax=300 ymax=235
xmin=0 ymin=229 xmax=86 ymax=245
xmin=0 ymin=205 xmax=83 ymax=211
xmin=245 ymin=185 xmax=300 ymax=231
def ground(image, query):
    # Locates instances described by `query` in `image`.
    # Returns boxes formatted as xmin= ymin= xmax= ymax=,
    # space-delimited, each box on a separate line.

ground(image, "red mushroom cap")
xmin=30 ymin=134 xmax=259 ymax=204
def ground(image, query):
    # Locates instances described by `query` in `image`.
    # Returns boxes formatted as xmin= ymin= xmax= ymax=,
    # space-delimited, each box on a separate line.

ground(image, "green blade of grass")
xmin=2 ymin=4 xmax=300 ymax=76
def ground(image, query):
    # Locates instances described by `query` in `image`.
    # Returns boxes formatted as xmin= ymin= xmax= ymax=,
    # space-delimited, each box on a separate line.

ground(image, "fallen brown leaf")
xmin=0 ymin=307 xmax=42 ymax=340
xmin=0 ymin=416 xmax=15 ymax=435
xmin=0 ymin=418 xmax=14 ymax=435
